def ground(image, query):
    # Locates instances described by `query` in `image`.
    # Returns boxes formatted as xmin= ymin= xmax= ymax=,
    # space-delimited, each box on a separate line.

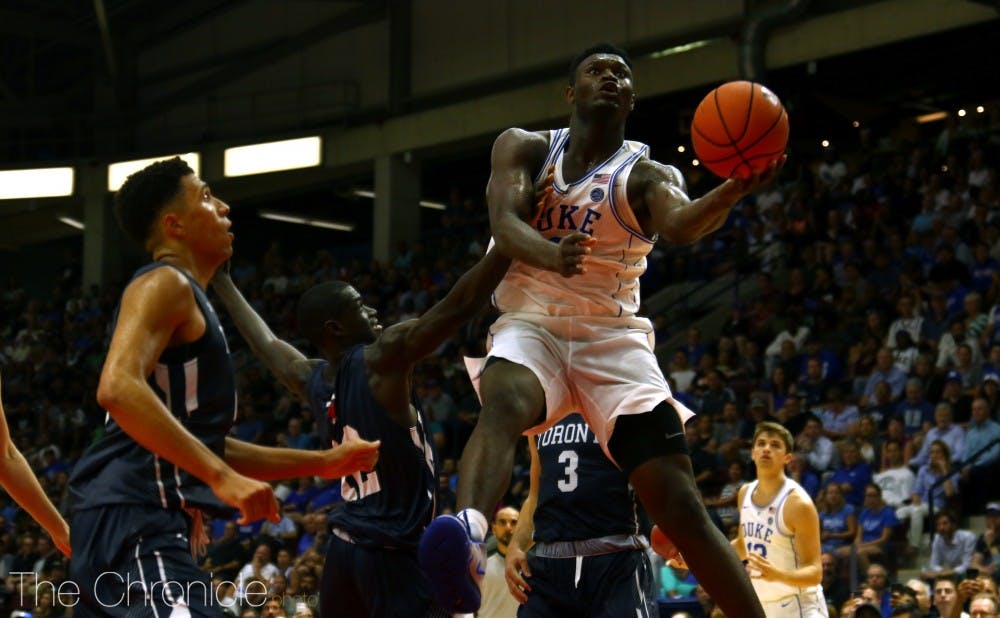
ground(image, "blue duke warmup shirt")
xmin=534 ymin=413 xmax=639 ymax=543
xmin=306 ymin=345 xmax=436 ymax=550
xmin=69 ymin=262 xmax=236 ymax=518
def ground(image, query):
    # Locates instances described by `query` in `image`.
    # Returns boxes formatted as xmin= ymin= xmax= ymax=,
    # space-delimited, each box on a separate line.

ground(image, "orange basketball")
xmin=690 ymin=80 xmax=789 ymax=180
xmin=650 ymin=524 xmax=679 ymax=559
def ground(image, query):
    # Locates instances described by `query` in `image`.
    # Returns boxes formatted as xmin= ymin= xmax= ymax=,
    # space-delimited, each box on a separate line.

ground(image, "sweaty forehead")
xmin=581 ymin=53 xmax=629 ymax=71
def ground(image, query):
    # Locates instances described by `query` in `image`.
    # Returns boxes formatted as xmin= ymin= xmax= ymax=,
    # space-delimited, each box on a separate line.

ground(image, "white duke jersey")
xmin=492 ymin=128 xmax=656 ymax=318
xmin=740 ymin=478 xmax=822 ymax=604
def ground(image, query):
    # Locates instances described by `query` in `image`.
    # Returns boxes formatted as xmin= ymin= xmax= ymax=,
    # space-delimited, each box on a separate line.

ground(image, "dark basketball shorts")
xmin=322 ymin=532 xmax=451 ymax=618
xmin=70 ymin=505 xmax=215 ymax=617
xmin=518 ymin=548 xmax=657 ymax=618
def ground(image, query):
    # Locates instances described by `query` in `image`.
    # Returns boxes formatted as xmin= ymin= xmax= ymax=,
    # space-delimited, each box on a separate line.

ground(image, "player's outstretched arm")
xmin=224 ymin=436 xmax=379 ymax=481
xmin=211 ymin=270 xmax=316 ymax=398
xmin=633 ymin=156 xmax=784 ymax=245
xmin=369 ymin=246 xmax=512 ymax=371
xmin=0 ymin=371 xmax=71 ymax=557
xmin=747 ymin=491 xmax=822 ymax=588
xmin=97 ymin=269 xmax=278 ymax=525
xmin=506 ymin=436 xmax=541 ymax=603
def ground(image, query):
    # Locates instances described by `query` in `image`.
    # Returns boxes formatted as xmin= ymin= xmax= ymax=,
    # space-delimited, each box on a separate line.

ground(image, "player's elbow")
xmin=96 ymin=374 xmax=129 ymax=412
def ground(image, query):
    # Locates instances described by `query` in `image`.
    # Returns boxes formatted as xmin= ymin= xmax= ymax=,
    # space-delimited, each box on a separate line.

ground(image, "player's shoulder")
xmin=784 ymin=485 xmax=819 ymax=518
xmin=630 ymin=158 xmax=687 ymax=192
xmin=124 ymin=264 xmax=194 ymax=303
xmin=494 ymin=128 xmax=552 ymax=162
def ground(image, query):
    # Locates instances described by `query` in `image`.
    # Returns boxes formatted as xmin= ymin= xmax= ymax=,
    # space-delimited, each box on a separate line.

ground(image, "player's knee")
xmin=608 ymin=401 xmax=689 ymax=477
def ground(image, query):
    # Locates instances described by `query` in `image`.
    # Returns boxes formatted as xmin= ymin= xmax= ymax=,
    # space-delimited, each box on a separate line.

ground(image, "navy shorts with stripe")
xmin=518 ymin=549 xmax=657 ymax=618
xmin=70 ymin=505 xmax=213 ymax=617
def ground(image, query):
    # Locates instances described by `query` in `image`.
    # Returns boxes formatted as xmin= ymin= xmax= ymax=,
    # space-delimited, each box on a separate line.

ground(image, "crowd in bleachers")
xmin=1 ymin=111 xmax=999 ymax=617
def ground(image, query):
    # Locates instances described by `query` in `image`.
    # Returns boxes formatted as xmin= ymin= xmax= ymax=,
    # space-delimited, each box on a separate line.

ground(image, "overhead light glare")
xmin=353 ymin=188 xmax=447 ymax=210
xmin=58 ymin=216 xmax=85 ymax=230
xmin=0 ymin=167 xmax=74 ymax=200
xmin=649 ymin=39 xmax=715 ymax=59
xmin=258 ymin=210 xmax=354 ymax=232
xmin=225 ymin=137 xmax=321 ymax=177
xmin=916 ymin=111 xmax=948 ymax=124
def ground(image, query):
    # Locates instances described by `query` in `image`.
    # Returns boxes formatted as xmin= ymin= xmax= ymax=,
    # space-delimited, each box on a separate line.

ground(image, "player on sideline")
xmin=0 ymin=370 xmax=70 ymax=556
xmin=729 ymin=421 xmax=826 ymax=617
xmin=211 ymin=241 xmax=512 ymax=616
xmin=503 ymin=413 xmax=657 ymax=617
xmin=68 ymin=157 xmax=379 ymax=617
xmin=419 ymin=43 xmax=778 ymax=616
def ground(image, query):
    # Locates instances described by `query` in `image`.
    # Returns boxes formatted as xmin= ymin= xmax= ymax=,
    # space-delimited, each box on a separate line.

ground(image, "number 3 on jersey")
xmin=557 ymin=450 xmax=578 ymax=492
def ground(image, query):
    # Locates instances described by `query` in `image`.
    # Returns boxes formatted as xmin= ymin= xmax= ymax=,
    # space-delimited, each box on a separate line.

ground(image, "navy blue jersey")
xmin=69 ymin=262 xmax=236 ymax=517
xmin=533 ymin=414 xmax=638 ymax=542
xmin=306 ymin=345 xmax=436 ymax=550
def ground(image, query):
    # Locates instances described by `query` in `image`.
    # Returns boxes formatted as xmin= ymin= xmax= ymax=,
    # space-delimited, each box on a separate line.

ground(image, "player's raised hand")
xmin=504 ymin=542 xmax=532 ymax=603
xmin=729 ymin=154 xmax=787 ymax=195
xmin=551 ymin=232 xmax=596 ymax=278
xmin=213 ymin=471 xmax=280 ymax=524
xmin=320 ymin=437 xmax=381 ymax=478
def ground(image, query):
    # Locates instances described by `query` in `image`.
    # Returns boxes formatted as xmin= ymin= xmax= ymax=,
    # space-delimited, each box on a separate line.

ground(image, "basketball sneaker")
xmin=418 ymin=512 xmax=486 ymax=613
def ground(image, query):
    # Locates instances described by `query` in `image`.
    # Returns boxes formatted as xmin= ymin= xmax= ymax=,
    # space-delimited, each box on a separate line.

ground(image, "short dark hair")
xmin=890 ymin=603 xmax=922 ymax=618
xmin=568 ymin=43 xmax=632 ymax=85
xmin=114 ymin=156 xmax=193 ymax=247
xmin=297 ymin=281 xmax=353 ymax=346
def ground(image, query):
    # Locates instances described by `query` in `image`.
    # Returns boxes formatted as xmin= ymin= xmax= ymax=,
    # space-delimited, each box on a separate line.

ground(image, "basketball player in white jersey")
xmin=420 ymin=42 xmax=780 ymax=617
xmin=737 ymin=421 xmax=826 ymax=617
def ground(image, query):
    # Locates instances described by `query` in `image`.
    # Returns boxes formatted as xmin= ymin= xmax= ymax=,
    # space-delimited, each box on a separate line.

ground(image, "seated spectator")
xmin=668 ymin=348 xmax=697 ymax=394
xmin=819 ymin=387 xmax=861 ymax=442
xmin=778 ymin=394 xmax=810 ymax=437
xmin=830 ymin=440 xmax=874 ymax=507
xmin=861 ymin=348 xmax=907 ymax=407
xmin=703 ymin=461 xmax=745 ymax=530
xmin=708 ymin=401 xmax=743 ymax=466
xmin=821 ymin=551 xmax=851 ymax=612
xmin=660 ymin=563 xmax=698 ymax=599
xmin=960 ymin=398 xmax=1000 ymax=513
xmin=277 ymin=417 xmax=317 ymax=450
xmin=933 ymin=575 xmax=964 ymax=618
xmin=905 ymin=578 xmax=932 ymax=616
xmin=846 ymin=484 xmax=899 ymax=574
xmin=764 ymin=311 xmax=810 ymax=379
xmin=865 ymin=562 xmax=893 ymax=617
xmin=875 ymin=440 xmax=917 ymax=510
xmin=696 ymin=369 xmax=736 ymax=416
xmin=864 ymin=381 xmax=898 ymax=431
xmin=941 ymin=371 xmax=975 ymax=424
xmin=898 ymin=440 xmax=961 ymax=551
xmin=787 ymin=452 xmax=820 ymax=499
xmin=796 ymin=416 xmax=838 ymax=474
xmin=896 ymin=378 xmax=935 ymax=438
xmin=237 ymin=544 xmax=280 ymax=604
xmin=798 ymin=357 xmax=832 ymax=409
xmin=855 ymin=414 xmax=883 ymax=464
xmin=887 ymin=295 xmax=924 ymax=351
xmin=202 ymin=521 xmax=248 ymax=582
xmin=955 ymin=343 xmax=984 ymax=397
xmin=909 ymin=403 xmax=965 ymax=469
xmin=891 ymin=330 xmax=920 ymax=375
xmin=820 ymin=483 xmax=858 ymax=554
xmin=923 ymin=508 xmax=976 ymax=581
xmin=967 ymin=594 xmax=999 ymax=618
xmin=969 ymin=502 xmax=999 ymax=580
